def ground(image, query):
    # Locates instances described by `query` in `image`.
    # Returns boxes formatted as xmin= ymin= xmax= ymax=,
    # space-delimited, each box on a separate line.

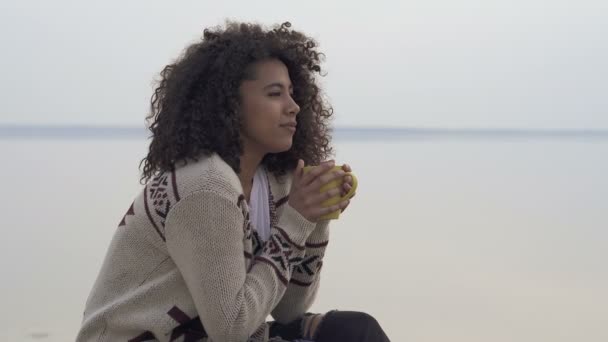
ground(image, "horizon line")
xmin=1 ymin=124 xmax=608 ymax=140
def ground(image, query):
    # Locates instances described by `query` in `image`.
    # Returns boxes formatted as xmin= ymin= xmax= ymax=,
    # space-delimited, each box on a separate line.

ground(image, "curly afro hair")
xmin=140 ymin=21 xmax=334 ymax=183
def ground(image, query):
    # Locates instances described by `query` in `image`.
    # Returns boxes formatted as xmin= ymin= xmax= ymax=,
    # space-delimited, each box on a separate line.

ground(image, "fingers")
xmin=339 ymin=198 xmax=351 ymax=210
xmin=310 ymin=187 xmax=341 ymax=204
xmin=341 ymin=198 xmax=351 ymax=212
xmin=301 ymin=160 xmax=335 ymax=185
xmin=290 ymin=159 xmax=355 ymax=221
xmin=293 ymin=159 xmax=304 ymax=182
xmin=311 ymin=169 xmax=345 ymax=190
xmin=341 ymin=181 xmax=352 ymax=197
xmin=319 ymin=198 xmax=350 ymax=216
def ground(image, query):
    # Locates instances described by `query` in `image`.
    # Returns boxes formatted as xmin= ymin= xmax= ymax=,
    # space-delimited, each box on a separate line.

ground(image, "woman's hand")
xmin=288 ymin=159 xmax=351 ymax=222
xmin=340 ymin=163 xmax=355 ymax=213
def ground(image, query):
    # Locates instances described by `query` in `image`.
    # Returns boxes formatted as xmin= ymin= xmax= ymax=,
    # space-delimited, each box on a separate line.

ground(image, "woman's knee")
xmin=332 ymin=311 xmax=380 ymax=329
xmin=316 ymin=310 xmax=389 ymax=342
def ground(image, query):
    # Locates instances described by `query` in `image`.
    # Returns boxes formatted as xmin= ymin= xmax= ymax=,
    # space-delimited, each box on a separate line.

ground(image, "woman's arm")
xmin=165 ymin=190 xmax=316 ymax=342
xmin=270 ymin=220 xmax=329 ymax=323
xmin=270 ymin=163 xmax=354 ymax=323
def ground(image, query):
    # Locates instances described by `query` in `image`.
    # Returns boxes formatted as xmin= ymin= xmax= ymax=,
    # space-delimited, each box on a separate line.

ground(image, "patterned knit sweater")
xmin=77 ymin=153 xmax=330 ymax=342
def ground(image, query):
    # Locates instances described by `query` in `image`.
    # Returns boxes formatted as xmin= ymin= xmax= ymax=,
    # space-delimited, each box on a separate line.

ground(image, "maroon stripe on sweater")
xmin=274 ymin=227 xmax=305 ymax=251
xmin=237 ymin=194 xmax=246 ymax=208
xmin=167 ymin=306 xmax=191 ymax=324
xmin=144 ymin=186 xmax=166 ymax=241
xmin=275 ymin=195 xmax=289 ymax=208
xmin=170 ymin=168 xmax=181 ymax=202
xmin=128 ymin=331 xmax=156 ymax=342
xmin=305 ymin=240 xmax=329 ymax=248
xmin=170 ymin=316 xmax=207 ymax=341
xmin=255 ymin=256 xmax=288 ymax=286
xmin=290 ymin=278 xmax=314 ymax=287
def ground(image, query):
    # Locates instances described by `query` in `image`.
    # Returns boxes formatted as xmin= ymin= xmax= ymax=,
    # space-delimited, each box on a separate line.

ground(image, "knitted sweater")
xmin=77 ymin=153 xmax=330 ymax=342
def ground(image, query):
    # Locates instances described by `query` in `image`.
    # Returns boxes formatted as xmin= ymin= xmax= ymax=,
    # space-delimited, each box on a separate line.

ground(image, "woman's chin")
xmin=269 ymin=141 xmax=293 ymax=154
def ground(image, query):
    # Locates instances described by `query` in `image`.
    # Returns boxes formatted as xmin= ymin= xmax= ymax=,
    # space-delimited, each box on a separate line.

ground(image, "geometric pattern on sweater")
xmin=271 ymin=194 xmax=329 ymax=287
xmin=290 ymin=255 xmax=323 ymax=287
xmin=143 ymin=169 xmax=181 ymax=242
xmin=118 ymin=201 xmax=135 ymax=227
xmin=254 ymin=228 xmax=305 ymax=285
xmin=238 ymin=177 xmax=310 ymax=289
xmin=268 ymin=194 xmax=329 ymax=288
xmin=294 ymin=255 xmax=321 ymax=277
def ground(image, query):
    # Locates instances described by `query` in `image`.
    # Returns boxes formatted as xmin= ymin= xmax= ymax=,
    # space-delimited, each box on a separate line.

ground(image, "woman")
xmin=77 ymin=21 xmax=390 ymax=342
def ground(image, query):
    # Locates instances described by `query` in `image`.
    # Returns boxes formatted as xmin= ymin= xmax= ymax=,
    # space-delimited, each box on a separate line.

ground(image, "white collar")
xmin=249 ymin=165 xmax=271 ymax=241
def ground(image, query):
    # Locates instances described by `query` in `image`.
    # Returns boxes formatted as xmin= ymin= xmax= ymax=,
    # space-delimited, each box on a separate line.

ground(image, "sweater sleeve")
xmin=271 ymin=220 xmax=330 ymax=323
xmin=164 ymin=190 xmax=316 ymax=342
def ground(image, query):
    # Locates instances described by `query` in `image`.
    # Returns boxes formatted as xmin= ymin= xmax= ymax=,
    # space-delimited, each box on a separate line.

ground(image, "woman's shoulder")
xmin=170 ymin=153 xmax=242 ymax=202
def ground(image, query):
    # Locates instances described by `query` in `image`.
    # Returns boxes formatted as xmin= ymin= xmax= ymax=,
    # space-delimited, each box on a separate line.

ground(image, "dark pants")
xmin=269 ymin=310 xmax=390 ymax=342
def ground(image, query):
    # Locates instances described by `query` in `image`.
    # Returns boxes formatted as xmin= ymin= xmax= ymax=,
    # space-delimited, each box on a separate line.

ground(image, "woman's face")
xmin=239 ymin=58 xmax=301 ymax=157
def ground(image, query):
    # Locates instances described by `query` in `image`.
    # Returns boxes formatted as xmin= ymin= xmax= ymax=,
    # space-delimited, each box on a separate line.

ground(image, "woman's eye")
xmin=268 ymin=92 xmax=281 ymax=97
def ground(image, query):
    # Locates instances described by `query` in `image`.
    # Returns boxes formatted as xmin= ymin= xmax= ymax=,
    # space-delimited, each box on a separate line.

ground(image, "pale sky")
xmin=1 ymin=0 xmax=607 ymax=129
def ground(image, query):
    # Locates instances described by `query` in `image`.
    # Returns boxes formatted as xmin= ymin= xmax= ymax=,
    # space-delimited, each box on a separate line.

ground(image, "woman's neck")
xmin=238 ymin=151 xmax=264 ymax=202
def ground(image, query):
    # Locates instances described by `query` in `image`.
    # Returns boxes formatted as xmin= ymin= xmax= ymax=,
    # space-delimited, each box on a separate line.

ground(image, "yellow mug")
xmin=303 ymin=165 xmax=358 ymax=220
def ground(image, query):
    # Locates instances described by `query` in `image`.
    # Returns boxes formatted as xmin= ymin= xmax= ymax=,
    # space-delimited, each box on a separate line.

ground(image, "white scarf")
xmin=249 ymin=166 xmax=271 ymax=242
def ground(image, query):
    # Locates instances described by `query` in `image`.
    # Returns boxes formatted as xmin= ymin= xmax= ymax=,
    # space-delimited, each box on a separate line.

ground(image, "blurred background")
xmin=1 ymin=0 xmax=607 ymax=341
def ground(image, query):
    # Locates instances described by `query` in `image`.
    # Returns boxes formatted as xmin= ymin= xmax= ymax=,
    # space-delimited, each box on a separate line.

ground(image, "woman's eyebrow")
xmin=263 ymin=82 xmax=293 ymax=90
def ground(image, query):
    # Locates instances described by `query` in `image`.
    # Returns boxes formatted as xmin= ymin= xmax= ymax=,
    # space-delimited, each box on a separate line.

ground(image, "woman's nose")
xmin=288 ymin=96 xmax=300 ymax=116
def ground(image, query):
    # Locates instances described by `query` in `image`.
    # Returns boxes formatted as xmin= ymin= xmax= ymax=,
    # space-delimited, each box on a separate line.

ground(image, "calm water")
xmin=1 ymin=138 xmax=607 ymax=341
